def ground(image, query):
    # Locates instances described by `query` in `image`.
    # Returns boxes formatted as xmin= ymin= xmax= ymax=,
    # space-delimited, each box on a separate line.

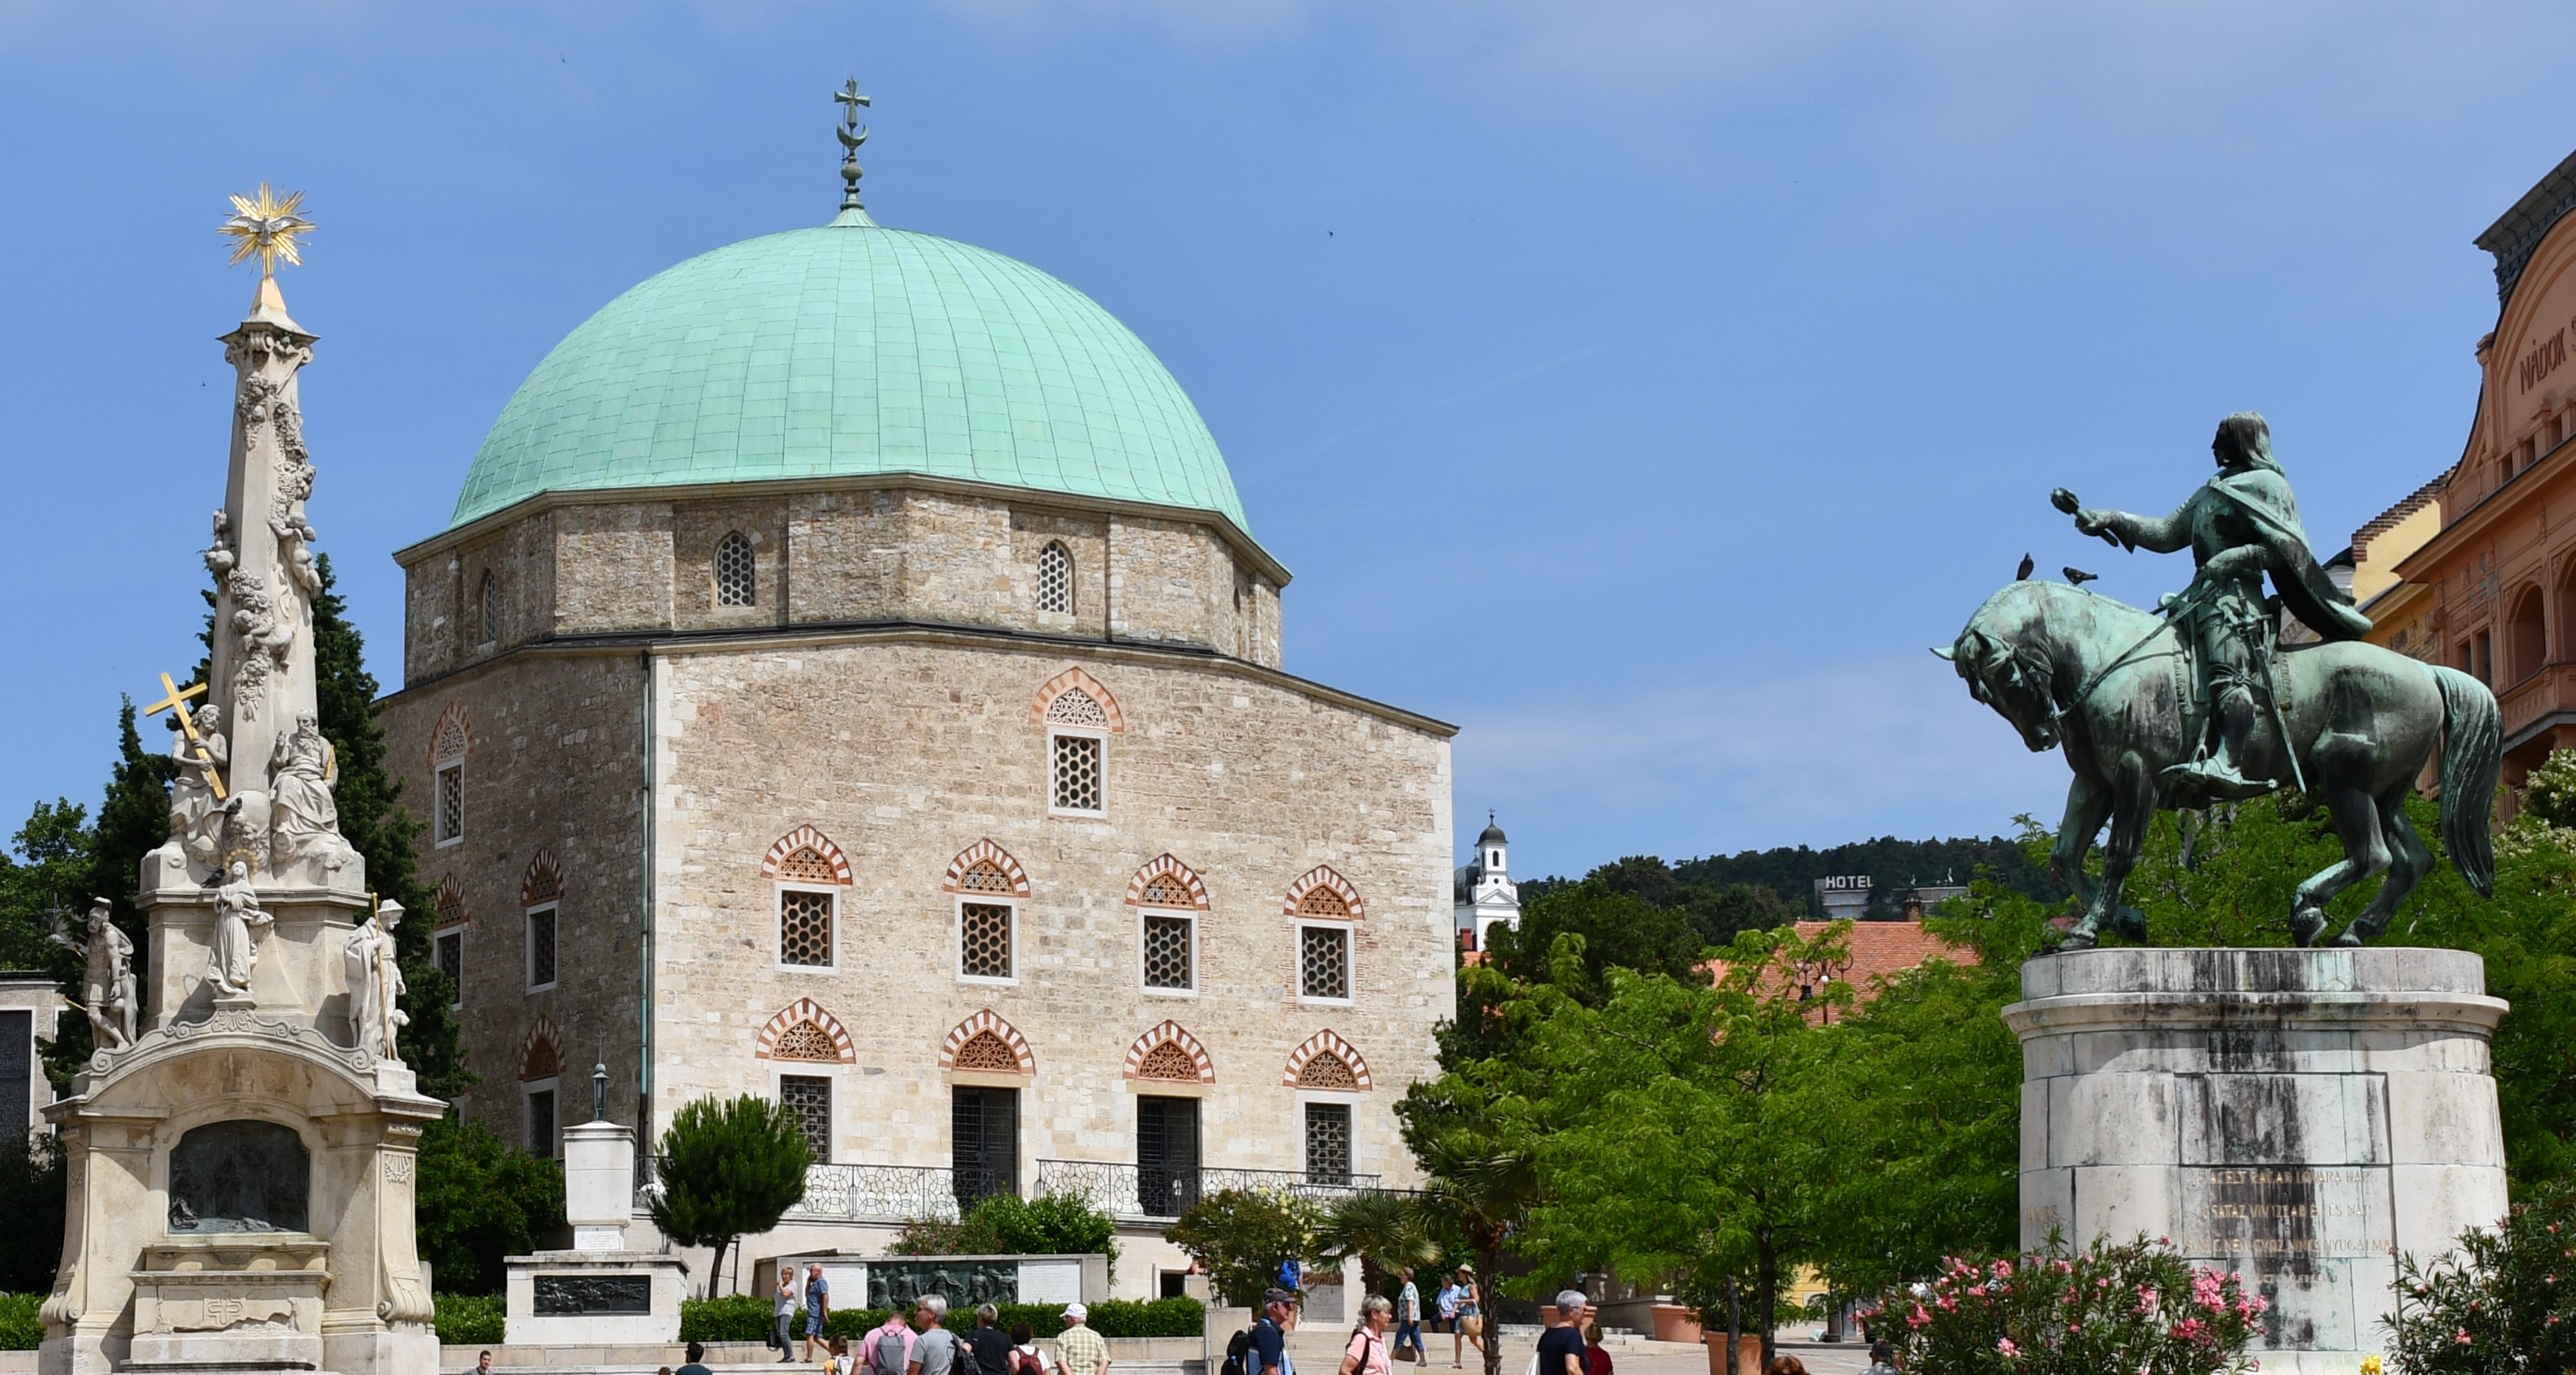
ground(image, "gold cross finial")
xmin=219 ymin=184 xmax=314 ymax=279
xmin=145 ymin=672 xmax=226 ymax=800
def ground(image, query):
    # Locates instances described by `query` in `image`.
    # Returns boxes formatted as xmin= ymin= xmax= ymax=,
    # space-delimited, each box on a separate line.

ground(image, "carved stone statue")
xmin=269 ymin=713 xmax=342 ymax=869
xmin=207 ymin=861 xmax=273 ymax=1001
xmin=342 ymin=900 xmax=407 ymax=1060
xmin=49 ymin=899 xmax=136 ymax=1052
xmin=168 ymin=704 xmax=230 ymax=871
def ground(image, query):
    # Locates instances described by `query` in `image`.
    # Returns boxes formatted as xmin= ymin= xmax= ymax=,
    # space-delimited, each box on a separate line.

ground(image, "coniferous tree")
xmin=308 ymin=554 xmax=469 ymax=1099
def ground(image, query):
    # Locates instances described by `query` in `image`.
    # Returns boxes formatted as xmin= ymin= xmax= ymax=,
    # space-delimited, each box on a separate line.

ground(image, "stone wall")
xmin=379 ymin=652 xmax=652 ymax=1136
xmin=381 ymin=626 xmax=1453 ymax=1183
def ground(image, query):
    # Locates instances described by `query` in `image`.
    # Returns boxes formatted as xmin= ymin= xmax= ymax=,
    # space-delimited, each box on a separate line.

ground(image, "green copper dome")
xmin=451 ymin=216 xmax=1250 ymax=532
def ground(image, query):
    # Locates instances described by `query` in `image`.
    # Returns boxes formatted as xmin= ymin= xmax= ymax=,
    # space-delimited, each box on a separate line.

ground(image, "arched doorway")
xmin=2510 ymin=584 xmax=2548 ymax=685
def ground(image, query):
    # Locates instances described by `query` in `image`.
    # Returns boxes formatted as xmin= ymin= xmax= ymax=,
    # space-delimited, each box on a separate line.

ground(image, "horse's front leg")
xmin=2067 ymin=752 xmax=2157 ymax=950
xmin=2051 ymin=771 xmax=2113 ymax=915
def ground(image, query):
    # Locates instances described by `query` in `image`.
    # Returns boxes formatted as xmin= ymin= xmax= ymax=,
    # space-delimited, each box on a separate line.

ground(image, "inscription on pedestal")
xmin=533 ymin=1274 xmax=651 ymax=1315
xmin=2179 ymin=1165 xmax=2389 ymax=1263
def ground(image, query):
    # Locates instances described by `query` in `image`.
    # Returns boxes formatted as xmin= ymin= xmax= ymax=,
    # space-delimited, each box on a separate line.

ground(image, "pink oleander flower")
xmin=2456 ymin=1329 xmax=2473 ymax=1346
xmin=1968 ymin=1286 xmax=1986 ymax=1298
xmin=1937 ymin=1296 xmax=1955 ymax=1313
xmin=1992 ymin=1260 xmax=2014 ymax=1281
xmin=1905 ymin=1306 xmax=1928 ymax=1330
xmin=1995 ymin=1338 xmax=2018 ymax=1359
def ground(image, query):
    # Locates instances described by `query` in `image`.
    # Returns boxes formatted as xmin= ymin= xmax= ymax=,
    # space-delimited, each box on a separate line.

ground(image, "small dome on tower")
xmin=1477 ymin=819 xmax=1508 ymax=847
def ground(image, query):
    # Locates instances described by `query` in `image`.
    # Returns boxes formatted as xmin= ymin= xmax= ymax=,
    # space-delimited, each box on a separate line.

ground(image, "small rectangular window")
xmin=1304 ymin=1102 xmax=1352 ymax=1185
xmin=1142 ymin=913 xmax=1195 ymax=991
xmin=1051 ymin=733 xmax=1103 ymax=814
xmin=434 ymin=764 xmax=463 ymax=847
xmin=436 ymin=929 xmax=463 ymax=1008
xmin=1299 ymin=924 xmax=1351 ymax=1001
xmin=527 ymin=1087 xmax=557 ymax=1158
xmin=780 ymin=889 xmax=834 ymax=967
xmin=779 ymin=1075 xmax=831 ymax=1163
xmin=960 ymin=903 xmax=1014 ymax=981
xmin=527 ymin=904 xmax=558 ymax=991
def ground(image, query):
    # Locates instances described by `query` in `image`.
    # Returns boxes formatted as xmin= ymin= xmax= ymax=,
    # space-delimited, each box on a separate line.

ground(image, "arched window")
xmin=717 ymin=532 xmax=756 ymax=608
xmin=1037 ymin=541 xmax=1073 ymax=614
xmin=2512 ymin=586 xmax=2548 ymax=685
xmin=479 ymin=571 xmax=499 ymax=644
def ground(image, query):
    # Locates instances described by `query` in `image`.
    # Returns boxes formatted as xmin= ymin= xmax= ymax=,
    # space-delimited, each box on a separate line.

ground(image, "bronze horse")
xmin=1940 ymin=580 xmax=2499 ymax=947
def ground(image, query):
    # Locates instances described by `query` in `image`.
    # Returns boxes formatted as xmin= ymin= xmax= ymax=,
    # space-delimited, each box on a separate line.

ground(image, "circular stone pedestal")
xmin=2003 ymin=947 xmax=2508 ymax=1374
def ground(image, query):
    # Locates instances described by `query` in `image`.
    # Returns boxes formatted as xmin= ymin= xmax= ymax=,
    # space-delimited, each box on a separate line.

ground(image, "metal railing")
xmin=1033 ymin=1158 xmax=1391 ymax=1220
xmin=638 ymin=1158 xmax=964 ymax=1222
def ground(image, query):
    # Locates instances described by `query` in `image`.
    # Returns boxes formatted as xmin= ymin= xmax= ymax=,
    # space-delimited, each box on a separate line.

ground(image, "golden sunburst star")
xmin=219 ymin=184 xmax=314 ymax=278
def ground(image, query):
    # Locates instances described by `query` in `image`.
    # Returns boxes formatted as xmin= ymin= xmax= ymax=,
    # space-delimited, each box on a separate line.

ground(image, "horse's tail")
xmin=2431 ymin=664 xmax=2502 ymax=898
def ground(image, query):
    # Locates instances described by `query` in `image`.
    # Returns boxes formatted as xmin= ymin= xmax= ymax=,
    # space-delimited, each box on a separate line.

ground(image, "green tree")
xmin=1482 ymin=881 xmax=1707 ymax=1006
xmin=1514 ymin=923 xmax=1858 ymax=1371
xmin=414 ymin=1115 xmax=566 ymax=1294
xmin=309 ymin=554 xmax=468 ymax=1099
xmin=1163 ymin=1189 xmax=1320 ymax=1307
xmin=2386 ymin=1176 xmax=2576 ymax=1373
xmin=889 ymin=1191 xmax=1121 ymax=1278
xmin=1315 ymin=1190 xmax=1440 ymax=1300
xmin=649 ymin=1094 xmax=812 ymax=1296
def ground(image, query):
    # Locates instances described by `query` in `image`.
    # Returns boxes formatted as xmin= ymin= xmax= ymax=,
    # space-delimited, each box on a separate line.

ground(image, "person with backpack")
xmin=1338 ymin=1296 xmax=1393 ymax=1375
xmin=909 ymin=1297 xmax=963 ymax=1375
xmin=1007 ymin=1323 xmax=1050 ymax=1375
xmin=1243 ymin=1288 xmax=1297 ymax=1375
xmin=865 ymin=1307 xmax=918 ymax=1375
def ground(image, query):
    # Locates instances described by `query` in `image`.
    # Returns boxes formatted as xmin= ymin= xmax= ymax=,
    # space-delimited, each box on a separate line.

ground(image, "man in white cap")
xmin=1055 ymin=1304 xmax=1108 ymax=1375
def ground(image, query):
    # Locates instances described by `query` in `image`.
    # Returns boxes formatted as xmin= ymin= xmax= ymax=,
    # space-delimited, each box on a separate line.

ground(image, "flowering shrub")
xmin=2385 ymin=1179 xmax=2576 ymax=1374
xmin=1862 ymin=1235 xmax=2264 ymax=1374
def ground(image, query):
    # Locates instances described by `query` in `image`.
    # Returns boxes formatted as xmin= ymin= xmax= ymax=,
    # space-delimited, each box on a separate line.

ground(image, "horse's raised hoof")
xmin=2329 ymin=928 xmax=2366 ymax=948
xmin=2289 ymin=907 xmax=2327 ymax=948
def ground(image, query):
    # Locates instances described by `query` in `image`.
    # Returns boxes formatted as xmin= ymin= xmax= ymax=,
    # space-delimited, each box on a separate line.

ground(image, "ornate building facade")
xmin=2381 ymin=145 xmax=2576 ymax=801
xmin=376 ymin=177 xmax=1457 ymax=1290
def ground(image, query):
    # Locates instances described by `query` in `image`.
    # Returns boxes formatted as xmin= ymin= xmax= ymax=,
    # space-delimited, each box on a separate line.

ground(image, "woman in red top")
xmin=1581 ymin=1325 xmax=1611 ymax=1375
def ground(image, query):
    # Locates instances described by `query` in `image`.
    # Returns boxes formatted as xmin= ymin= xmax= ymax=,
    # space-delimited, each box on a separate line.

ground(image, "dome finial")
xmin=833 ymin=78 xmax=873 ymax=226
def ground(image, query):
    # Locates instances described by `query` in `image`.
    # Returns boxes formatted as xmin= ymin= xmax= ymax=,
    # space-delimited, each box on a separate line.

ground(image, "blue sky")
xmin=0 ymin=1 xmax=2569 ymax=881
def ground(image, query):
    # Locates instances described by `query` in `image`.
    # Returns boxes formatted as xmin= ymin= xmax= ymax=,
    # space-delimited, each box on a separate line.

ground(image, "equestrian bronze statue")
xmin=1939 ymin=412 xmax=2500 ymax=949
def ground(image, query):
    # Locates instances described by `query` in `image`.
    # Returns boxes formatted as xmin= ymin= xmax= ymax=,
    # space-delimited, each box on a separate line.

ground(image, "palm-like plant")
xmin=1411 ymin=1137 xmax=1539 ymax=1375
xmin=1316 ymin=1191 xmax=1443 ymax=1300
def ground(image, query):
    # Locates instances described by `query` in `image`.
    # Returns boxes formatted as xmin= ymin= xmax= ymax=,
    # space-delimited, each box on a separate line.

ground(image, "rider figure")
xmin=2064 ymin=412 xmax=2372 ymax=800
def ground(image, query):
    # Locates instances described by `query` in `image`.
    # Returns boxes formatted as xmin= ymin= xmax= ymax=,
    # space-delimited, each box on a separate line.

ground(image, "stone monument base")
xmin=2004 ymin=946 xmax=2509 ymax=1374
xmin=502 ymin=1252 xmax=688 ymax=1347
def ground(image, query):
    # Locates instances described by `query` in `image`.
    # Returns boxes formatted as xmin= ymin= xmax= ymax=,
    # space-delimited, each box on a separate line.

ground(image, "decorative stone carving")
xmin=166 ymin=704 xmax=229 ymax=871
xmin=49 ymin=900 xmax=135 ymax=1054
xmin=225 ymin=567 xmax=291 ymax=723
xmin=269 ymin=713 xmax=348 ymax=873
xmin=342 ymin=901 xmax=407 ymax=1061
xmin=205 ymin=862 xmax=272 ymax=1003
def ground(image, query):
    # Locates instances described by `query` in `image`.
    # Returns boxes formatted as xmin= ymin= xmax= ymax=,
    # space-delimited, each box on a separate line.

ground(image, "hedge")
xmin=434 ymin=1293 xmax=506 ymax=1346
xmin=682 ymin=1296 xmax=1204 ymax=1344
xmin=0 ymin=1294 xmax=40 ymax=1350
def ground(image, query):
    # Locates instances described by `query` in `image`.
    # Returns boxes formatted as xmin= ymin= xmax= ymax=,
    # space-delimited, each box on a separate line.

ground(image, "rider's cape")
xmin=2210 ymin=467 xmax=2373 ymax=642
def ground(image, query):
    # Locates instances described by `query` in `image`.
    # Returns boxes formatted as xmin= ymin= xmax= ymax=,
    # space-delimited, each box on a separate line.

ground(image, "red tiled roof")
xmin=1790 ymin=919 xmax=1975 ymax=990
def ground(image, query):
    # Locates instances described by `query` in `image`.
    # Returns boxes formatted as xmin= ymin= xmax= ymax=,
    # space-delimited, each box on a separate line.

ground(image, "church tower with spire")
xmin=1454 ymin=815 xmax=1521 ymax=952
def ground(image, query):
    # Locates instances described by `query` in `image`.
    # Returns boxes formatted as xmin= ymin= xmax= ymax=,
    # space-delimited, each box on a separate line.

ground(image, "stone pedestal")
xmin=561 ymin=1122 xmax=637 ymax=1253
xmin=2004 ymin=947 xmax=2509 ymax=1375
xmin=502 ymin=1252 xmax=688 ymax=1346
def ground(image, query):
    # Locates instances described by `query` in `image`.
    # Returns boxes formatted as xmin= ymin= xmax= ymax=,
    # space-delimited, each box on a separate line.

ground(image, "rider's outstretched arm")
xmin=2077 ymin=497 xmax=2194 ymax=554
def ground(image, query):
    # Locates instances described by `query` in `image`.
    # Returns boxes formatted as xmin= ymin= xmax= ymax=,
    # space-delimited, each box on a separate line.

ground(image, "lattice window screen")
xmin=1300 ymin=925 xmax=1350 ymax=1000
xmin=957 ymin=862 xmax=1016 ymax=894
xmin=1298 ymin=1051 xmax=1360 ymax=1090
xmin=1037 ymin=542 xmax=1073 ymax=614
xmin=779 ymin=891 xmax=834 ymax=967
xmin=717 ymin=532 xmax=757 ymax=607
xmin=774 ymin=1021 xmax=838 ymax=1061
xmin=952 ymin=1030 xmax=1021 ymax=1072
xmin=527 ymin=907 xmax=557 ymax=988
xmin=1304 ymin=1102 xmax=1352 ymax=1185
xmin=1136 ymin=1040 xmax=1200 ymax=1081
xmin=1052 ymin=735 xmax=1102 ymax=812
xmin=435 ymin=766 xmax=462 ymax=844
xmin=779 ymin=1075 xmax=831 ymax=1161
xmin=480 ymin=573 xmax=499 ymax=643
xmin=1297 ymin=887 xmax=1351 ymax=917
xmin=1143 ymin=914 xmax=1193 ymax=989
xmin=1045 ymin=689 xmax=1109 ymax=728
xmin=775 ymin=847 xmax=840 ymax=883
xmin=435 ymin=931 xmax=462 ymax=991
xmin=961 ymin=904 xmax=1013 ymax=979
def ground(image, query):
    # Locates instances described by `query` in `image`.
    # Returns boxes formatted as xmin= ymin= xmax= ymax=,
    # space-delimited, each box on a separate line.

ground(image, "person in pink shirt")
xmin=863 ymin=1310 xmax=918 ymax=1375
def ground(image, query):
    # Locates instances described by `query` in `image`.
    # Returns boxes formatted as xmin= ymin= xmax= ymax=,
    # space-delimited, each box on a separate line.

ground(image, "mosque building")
xmin=376 ymin=103 xmax=1458 ymax=1290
